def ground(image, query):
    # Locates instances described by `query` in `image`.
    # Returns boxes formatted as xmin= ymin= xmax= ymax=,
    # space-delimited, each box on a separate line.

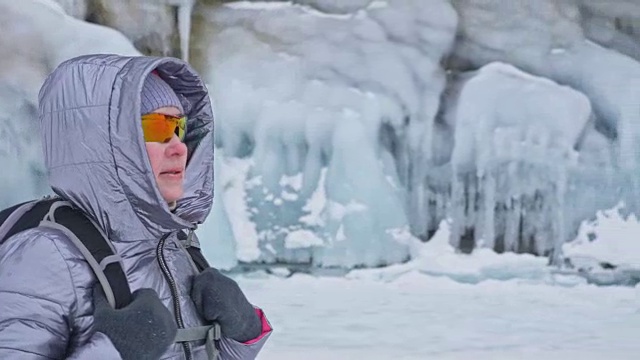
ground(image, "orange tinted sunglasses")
xmin=141 ymin=113 xmax=187 ymax=143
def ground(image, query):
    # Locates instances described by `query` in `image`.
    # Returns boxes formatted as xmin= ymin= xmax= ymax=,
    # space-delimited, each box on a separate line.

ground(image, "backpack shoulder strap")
xmin=0 ymin=198 xmax=132 ymax=310
xmin=186 ymin=246 xmax=210 ymax=272
xmin=0 ymin=199 xmax=56 ymax=243
xmin=178 ymin=230 xmax=210 ymax=272
xmin=38 ymin=201 xmax=132 ymax=309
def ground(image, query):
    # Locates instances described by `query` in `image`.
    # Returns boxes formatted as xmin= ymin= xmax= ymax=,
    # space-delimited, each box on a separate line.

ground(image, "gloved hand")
xmin=191 ymin=268 xmax=262 ymax=342
xmin=92 ymin=284 xmax=177 ymax=360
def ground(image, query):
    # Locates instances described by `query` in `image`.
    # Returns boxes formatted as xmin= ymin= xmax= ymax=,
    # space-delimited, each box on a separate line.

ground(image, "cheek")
xmin=145 ymin=143 xmax=163 ymax=176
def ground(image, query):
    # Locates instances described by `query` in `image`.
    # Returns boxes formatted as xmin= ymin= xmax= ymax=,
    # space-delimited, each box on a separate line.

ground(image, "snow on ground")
xmin=230 ymin=217 xmax=640 ymax=360
xmin=237 ymin=270 xmax=639 ymax=360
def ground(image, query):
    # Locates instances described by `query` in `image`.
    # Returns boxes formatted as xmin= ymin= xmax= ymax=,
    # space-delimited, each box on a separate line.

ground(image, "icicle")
xmin=510 ymin=133 xmax=522 ymax=252
xmin=450 ymin=174 xmax=464 ymax=250
xmin=504 ymin=197 xmax=520 ymax=252
xmin=482 ymin=170 xmax=496 ymax=249
xmin=414 ymin=181 xmax=427 ymax=239
xmin=421 ymin=100 xmax=436 ymax=240
xmin=471 ymin=174 xmax=482 ymax=247
xmin=550 ymin=147 xmax=569 ymax=265
xmin=618 ymin=102 xmax=637 ymax=171
xmin=167 ymin=0 xmax=195 ymax=62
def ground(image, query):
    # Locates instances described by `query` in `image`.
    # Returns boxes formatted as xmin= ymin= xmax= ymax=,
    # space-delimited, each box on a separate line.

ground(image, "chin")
xmin=161 ymin=188 xmax=184 ymax=204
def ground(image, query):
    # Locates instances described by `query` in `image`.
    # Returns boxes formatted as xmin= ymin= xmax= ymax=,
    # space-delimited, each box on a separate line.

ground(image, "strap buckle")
xmin=206 ymin=323 xmax=221 ymax=360
xmin=174 ymin=323 xmax=221 ymax=360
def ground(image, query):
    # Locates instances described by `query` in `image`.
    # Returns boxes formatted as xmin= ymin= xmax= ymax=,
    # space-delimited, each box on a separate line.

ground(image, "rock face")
xmin=580 ymin=0 xmax=640 ymax=61
xmin=51 ymin=0 xmax=88 ymax=18
xmin=87 ymin=0 xmax=179 ymax=56
xmin=49 ymin=0 xmax=640 ymax=68
xmin=50 ymin=0 xmax=181 ymax=56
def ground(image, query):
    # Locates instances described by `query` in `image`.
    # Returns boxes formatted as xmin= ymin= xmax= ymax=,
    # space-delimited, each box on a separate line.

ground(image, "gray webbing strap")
xmin=0 ymin=200 xmax=38 ymax=240
xmin=175 ymin=323 xmax=221 ymax=360
xmin=40 ymin=220 xmax=118 ymax=309
xmin=186 ymin=228 xmax=195 ymax=247
xmin=99 ymin=254 xmax=123 ymax=271
xmin=39 ymin=200 xmax=121 ymax=308
xmin=173 ymin=234 xmax=200 ymax=273
xmin=175 ymin=325 xmax=212 ymax=342
xmin=206 ymin=323 xmax=221 ymax=360
xmin=44 ymin=200 xmax=74 ymax=222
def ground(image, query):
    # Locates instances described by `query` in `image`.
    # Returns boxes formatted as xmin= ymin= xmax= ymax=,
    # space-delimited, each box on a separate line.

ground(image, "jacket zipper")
xmin=157 ymin=232 xmax=193 ymax=360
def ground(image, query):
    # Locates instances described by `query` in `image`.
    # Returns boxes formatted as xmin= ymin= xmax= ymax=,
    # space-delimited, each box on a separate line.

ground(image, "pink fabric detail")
xmin=243 ymin=308 xmax=272 ymax=345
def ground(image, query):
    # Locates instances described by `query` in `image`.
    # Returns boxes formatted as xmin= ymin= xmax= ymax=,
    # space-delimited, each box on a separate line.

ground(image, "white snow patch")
xmin=279 ymin=173 xmax=303 ymax=191
xmin=284 ymin=230 xmax=324 ymax=249
xmin=336 ymin=224 xmax=347 ymax=242
xmin=281 ymin=192 xmax=298 ymax=201
xmin=219 ymin=156 xmax=261 ymax=262
xmin=564 ymin=203 xmax=640 ymax=267
xmin=225 ymin=1 xmax=294 ymax=10
xmin=326 ymin=200 xmax=367 ymax=221
xmin=414 ymin=220 xmax=552 ymax=284
xmin=299 ymin=169 xmax=327 ymax=226
xmin=349 ymin=220 xmax=565 ymax=285
xmin=367 ymin=1 xmax=388 ymax=10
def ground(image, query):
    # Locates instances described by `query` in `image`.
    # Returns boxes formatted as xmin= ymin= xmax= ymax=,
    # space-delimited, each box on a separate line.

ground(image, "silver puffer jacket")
xmin=0 ymin=55 xmax=270 ymax=359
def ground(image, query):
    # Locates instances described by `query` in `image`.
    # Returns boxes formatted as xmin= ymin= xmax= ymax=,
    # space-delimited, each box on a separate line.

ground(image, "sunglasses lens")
xmin=141 ymin=114 xmax=187 ymax=143
xmin=176 ymin=116 xmax=186 ymax=141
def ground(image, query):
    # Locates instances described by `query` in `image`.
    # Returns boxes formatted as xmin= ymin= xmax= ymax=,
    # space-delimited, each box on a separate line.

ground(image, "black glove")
xmin=191 ymin=268 xmax=262 ymax=342
xmin=92 ymin=284 xmax=177 ymax=360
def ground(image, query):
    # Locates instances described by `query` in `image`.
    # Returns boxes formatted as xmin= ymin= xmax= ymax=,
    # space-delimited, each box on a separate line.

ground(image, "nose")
xmin=165 ymin=134 xmax=187 ymax=157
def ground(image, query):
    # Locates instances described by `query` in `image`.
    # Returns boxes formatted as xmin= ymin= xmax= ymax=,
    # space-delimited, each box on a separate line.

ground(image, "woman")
xmin=0 ymin=54 xmax=271 ymax=359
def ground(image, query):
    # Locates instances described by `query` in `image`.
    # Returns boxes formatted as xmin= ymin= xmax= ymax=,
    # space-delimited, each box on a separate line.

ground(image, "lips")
xmin=159 ymin=168 xmax=184 ymax=176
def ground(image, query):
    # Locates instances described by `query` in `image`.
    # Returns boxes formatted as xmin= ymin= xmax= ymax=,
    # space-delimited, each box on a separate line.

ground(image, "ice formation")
xmin=0 ymin=0 xmax=138 ymax=208
xmin=2 ymin=0 xmax=640 ymax=269
xmin=189 ymin=0 xmax=458 ymax=267
xmin=445 ymin=63 xmax=592 ymax=261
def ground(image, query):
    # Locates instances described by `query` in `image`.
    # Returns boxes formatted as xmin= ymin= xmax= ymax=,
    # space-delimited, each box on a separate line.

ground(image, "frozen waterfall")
xmin=2 ymin=0 xmax=640 ymax=269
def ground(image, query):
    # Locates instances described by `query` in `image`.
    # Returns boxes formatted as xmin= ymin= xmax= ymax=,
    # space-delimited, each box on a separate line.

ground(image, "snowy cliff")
xmin=1 ymin=0 xmax=639 ymax=270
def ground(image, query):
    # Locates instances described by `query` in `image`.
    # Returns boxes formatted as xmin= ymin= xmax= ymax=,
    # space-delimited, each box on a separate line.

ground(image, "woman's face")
xmin=144 ymin=106 xmax=188 ymax=203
